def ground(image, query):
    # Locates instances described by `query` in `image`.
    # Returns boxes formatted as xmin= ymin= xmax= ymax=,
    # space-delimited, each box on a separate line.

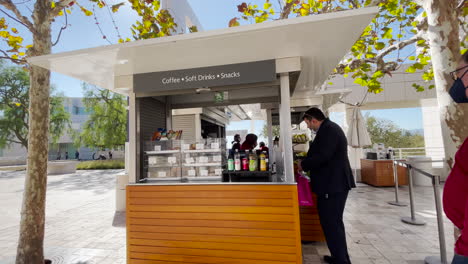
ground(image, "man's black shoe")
xmin=324 ymin=255 xmax=352 ymax=264
xmin=323 ymin=255 xmax=335 ymax=263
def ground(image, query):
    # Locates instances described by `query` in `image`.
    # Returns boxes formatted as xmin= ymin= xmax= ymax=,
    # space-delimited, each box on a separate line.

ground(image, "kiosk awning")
xmin=28 ymin=7 xmax=377 ymax=98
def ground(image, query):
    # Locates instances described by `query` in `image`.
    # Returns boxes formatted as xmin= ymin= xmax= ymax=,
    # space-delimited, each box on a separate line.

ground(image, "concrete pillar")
xmin=266 ymin=108 xmax=275 ymax=166
xmin=279 ymin=73 xmax=294 ymax=183
xmin=421 ymin=99 xmax=446 ymax=177
xmin=128 ymin=92 xmax=137 ymax=184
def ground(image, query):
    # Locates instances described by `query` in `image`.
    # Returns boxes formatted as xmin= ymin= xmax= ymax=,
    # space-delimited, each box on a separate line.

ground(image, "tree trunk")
xmin=423 ymin=0 xmax=465 ymax=177
xmin=15 ymin=1 xmax=52 ymax=263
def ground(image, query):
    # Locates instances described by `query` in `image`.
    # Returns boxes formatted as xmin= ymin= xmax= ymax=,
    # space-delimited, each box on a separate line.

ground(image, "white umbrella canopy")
xmin=347 ymin=106 xmax=372 ymax=148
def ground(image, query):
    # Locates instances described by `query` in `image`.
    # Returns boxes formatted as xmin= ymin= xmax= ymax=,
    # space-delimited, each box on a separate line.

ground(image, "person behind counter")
xmin=259 ymin=142 xmax=269 ymax=153
xmin=231 ymin=134 xmax=241 ymax=152
xmin=298 ymin=107 xmax=355 ymax=264
xmin=240 ymin=133 xmax=258 ymax=151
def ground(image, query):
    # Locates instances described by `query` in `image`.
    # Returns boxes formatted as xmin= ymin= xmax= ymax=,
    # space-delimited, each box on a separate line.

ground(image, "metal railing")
xmin=392 ymin=147 xmax=445 ymax=160
xmin=393 ymin=160 xmax=447 ymax=264
xmin=387 ymin=159 xmax=407 ymax=207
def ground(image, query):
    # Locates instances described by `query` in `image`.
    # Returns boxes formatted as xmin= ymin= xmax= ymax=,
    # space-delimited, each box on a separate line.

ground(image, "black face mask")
xmin=449 ymin=78 xmax=468 ymax=103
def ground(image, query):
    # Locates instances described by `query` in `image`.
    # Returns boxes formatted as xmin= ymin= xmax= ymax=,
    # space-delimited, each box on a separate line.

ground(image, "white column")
xmin=421 ymin=99 xmax=446 ymax=172
xmin=266 ymin=108 xmax=273 ymax=149
xmin=266 ymin=108 xmax=275 ymax=165
xmin=279 ymin=73 xmax=294 ymax=183
xmin=128 ymin=93 xmax=137 ymax=183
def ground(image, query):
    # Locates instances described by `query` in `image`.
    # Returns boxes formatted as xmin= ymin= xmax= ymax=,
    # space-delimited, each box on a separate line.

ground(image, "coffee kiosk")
xmin=29 ymin=7 xmax=377 ymax=264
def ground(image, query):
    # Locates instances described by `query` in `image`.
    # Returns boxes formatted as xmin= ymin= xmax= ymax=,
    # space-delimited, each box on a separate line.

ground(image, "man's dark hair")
xmin=303 ymin=107 xmax=326 ymax=121
xmin=245 ymin=134 xmax=258 ymax=145
xmin=259 ymin=142 xmax=265 ymax=147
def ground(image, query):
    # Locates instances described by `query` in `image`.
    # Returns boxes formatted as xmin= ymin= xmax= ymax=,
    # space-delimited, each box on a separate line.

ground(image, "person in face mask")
xmin=298 ymin=107 xmax=355 ymax=264
xmin=449 ymin=52 xmax=468 ymax=103
xmin=443 ymin=51 xmax=468 ymax=264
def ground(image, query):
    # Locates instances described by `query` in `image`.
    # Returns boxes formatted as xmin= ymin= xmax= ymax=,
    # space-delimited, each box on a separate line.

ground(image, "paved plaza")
xmin=0 ymin=169 xmax=456 ymax=264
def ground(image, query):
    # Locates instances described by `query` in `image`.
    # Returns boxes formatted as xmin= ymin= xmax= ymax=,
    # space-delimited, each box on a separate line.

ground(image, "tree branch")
xmin=7 ymin=138 xmax=22 ymax=144
xmin=0 ymin=50 xmax=26 ymax=64
xmin=458 ymin=0 xmax=467 ymax=10
xmin=377 ymin=33 xmax=422 ymax=61
xmin=279 ymin=1 xmax=294 ymax=19
xmin=51 ymin=0 xmax=74 ymax=18
xmin=52 ymin=9 xmax=68 ymax=46
xmin=335 ymin=33 xmax=423 ymax=74
xmin=277 ymin=0 xmax=283 ymax=11
xmin=349 ymin=0 xmax=360 ymax=8
xmin=0 ymin=0 xmax=35 ymax=33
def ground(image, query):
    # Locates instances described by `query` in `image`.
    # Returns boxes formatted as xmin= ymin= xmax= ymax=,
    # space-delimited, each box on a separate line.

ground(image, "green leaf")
xmin=300 ymin=8 xmax=309 ymax=16
xmin=412 ymin=83 xmax=425 ymax=92
xmin=354 ymin=78 xmax=368 ymax=86
xmin=375 ymin=42 xmax=385 ymax=50
xmin=413 ymin=62 xmax=424 ymax=70
xmin=111 ymin=2 xmax=125 ymax=13
xmin=382 ymin=27 xmax=393 ymax=39
xmin=417 ymin=39 xmax=426 ymax=47
xmin=372 ymin=71 xmax=384 ymax=79
xmin=406 ymin=66 xmax=416 ymax=73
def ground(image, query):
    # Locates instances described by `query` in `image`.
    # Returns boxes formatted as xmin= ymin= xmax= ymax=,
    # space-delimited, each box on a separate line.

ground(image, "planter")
xmin=47 ymin=161 xmax=78 ymax=175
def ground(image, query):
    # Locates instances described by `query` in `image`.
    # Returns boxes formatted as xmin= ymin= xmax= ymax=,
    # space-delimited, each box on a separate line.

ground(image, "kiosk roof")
xmin=28 ymin=7 xmax=377 ymax=97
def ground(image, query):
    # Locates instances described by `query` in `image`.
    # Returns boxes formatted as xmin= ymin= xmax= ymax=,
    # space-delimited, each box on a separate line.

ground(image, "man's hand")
xmin=297 ymin=160 xmax=303 ymax=172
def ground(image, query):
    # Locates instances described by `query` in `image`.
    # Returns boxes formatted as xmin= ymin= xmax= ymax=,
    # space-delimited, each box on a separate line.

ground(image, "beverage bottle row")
xmin=227 ymin=149 xmax=268 ymax=172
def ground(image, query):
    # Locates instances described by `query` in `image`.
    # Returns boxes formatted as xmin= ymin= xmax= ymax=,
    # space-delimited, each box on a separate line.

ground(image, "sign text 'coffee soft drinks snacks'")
xmin=133 ymin=60 xmax=276 ymax=93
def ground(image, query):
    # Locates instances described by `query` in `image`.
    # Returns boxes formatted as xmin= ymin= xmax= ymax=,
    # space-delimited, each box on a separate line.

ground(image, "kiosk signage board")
xmin=134 ymin=60 xmax=276 ymax=93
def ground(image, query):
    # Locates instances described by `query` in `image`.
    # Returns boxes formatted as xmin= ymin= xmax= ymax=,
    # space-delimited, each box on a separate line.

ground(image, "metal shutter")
xmin=173 ymin=115 xmax=196 ymax=141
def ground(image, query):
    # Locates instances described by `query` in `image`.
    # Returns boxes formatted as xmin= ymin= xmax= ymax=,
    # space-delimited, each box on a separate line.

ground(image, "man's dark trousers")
xmin=317 ymin=190 xmax=351 ymax=264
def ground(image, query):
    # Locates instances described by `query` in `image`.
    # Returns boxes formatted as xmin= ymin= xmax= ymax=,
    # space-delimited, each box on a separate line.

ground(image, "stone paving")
xmin=0 ymin=169 xmax=457 ymax=264
xmin=0 ymin=169 xmax=126 ymax=264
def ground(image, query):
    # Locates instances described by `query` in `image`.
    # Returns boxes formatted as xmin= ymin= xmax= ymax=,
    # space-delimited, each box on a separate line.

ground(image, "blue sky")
xmin=44 ymin=0 xmax=255 ymax=98
xmin=2 ymin=0 xmax=423 ymax=132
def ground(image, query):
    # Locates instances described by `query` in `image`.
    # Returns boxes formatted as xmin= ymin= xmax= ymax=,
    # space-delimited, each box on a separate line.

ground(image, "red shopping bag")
xmin=296 ymin=173 xmax=314 ymax=206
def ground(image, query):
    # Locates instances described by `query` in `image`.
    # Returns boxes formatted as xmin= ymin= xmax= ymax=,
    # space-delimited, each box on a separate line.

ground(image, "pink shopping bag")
xmin=296 ymin=173 xmax=314 ymax=206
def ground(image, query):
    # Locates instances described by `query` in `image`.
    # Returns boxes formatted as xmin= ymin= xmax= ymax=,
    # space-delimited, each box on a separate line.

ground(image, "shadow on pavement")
xmin=112 ymin=211 xmax=126 ymax=227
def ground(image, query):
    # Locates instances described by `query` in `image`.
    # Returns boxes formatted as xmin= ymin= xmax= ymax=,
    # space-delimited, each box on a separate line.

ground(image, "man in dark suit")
xmin=298 ymin=107 xmax=355 ymax=264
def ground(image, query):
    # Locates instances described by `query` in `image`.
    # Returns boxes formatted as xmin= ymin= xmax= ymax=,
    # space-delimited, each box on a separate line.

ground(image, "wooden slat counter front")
xmin=126 ymin=183 xmax=303 ymax=264
xmin=299 ymin=193 xmax=326 ymax=242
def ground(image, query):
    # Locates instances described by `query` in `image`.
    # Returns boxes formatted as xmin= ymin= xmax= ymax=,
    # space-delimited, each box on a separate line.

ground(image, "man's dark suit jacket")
xmin=301 ymin=118 xmax=356 ymax=196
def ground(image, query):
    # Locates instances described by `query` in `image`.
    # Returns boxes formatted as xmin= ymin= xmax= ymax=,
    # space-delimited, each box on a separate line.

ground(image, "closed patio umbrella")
xmin=347 ymin=105 xmax=372 ymax=181
xmin=347 ymin=106 xmax=372 ymax=148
